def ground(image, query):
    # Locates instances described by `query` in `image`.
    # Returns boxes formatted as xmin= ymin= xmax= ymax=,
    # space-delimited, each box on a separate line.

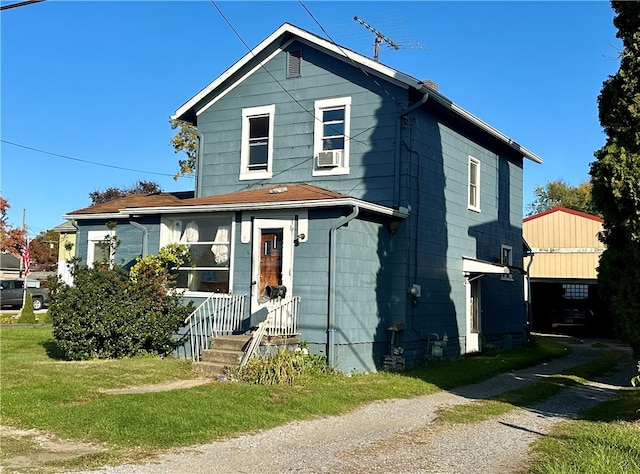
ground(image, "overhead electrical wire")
xmin=1 ymin=139 xmax=181 ymax=178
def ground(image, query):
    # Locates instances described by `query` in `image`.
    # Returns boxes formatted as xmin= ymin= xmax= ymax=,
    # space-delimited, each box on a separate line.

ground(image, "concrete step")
xmin=211 ymin=334 xmax=251 ymax=351
xmin=192 ymin=360 xmax=229 ymax=378
xmin=201 ymin=348 xmax=243 ymax=365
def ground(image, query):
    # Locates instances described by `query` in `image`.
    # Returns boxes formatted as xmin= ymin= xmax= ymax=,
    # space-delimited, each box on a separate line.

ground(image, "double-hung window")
xmin=162 ymin=216 xmax=233 ymax=293
xmin=240 ymin=105 xmax=275 ymax=180
xmin=468 ymin=156 xmax=481 ymax=212
xmin=313 ymin=97 xmax=351 ymax=175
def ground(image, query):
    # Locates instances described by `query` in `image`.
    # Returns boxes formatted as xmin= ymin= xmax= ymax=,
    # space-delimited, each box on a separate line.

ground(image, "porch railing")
xmin=184 ymin=293 xmax=247 ymax=361
xmin=240 ymin=296 xmax=301 ymax=367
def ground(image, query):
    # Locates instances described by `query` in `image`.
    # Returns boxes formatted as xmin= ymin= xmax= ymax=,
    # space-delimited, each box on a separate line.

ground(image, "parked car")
xmin=551 ymin=306 xmax=592 ymax=329
xmin=0 ymin=279 xmax=50 ymax=310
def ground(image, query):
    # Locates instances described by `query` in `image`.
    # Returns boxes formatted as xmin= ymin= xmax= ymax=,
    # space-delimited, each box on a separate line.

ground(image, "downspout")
xmin=525 ymin=251 xmax=535 ymax=329
xmin=327 ymin=205 xmax=360 ymax=369
xmin=130 ymin=221 xmax=148 ymax=257
xmin=193 ymin=128 xmax=204 ymax=198
xmin=395 ymin=92 xmax=430 ymax=208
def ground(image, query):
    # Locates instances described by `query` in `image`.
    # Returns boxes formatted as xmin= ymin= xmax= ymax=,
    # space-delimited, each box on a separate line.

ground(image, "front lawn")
xmin=1 ymin=325 xmax=568 ymax=470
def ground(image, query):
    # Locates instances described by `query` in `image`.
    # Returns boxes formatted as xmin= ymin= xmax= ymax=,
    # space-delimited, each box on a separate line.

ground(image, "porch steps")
xmin=192 ymin=335 xmax=251 ymax=377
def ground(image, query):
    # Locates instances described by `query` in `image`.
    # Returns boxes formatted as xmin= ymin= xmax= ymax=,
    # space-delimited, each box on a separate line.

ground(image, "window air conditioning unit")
xmin=317 ymin=150 xmax=342 ymax=168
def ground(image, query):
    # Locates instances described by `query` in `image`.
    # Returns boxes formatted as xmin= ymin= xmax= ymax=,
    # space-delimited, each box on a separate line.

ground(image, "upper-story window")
xmin=313 ymin=97 xmax=351 ymax=176
xmin=240 ymin=104 xmax=275 ymax=180
xmin=468 ymin=156 xmax=481 ymax=212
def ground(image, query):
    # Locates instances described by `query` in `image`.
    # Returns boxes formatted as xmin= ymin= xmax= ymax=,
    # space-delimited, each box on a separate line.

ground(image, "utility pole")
xmin=354 ymin=16 xmax=400 ymax=62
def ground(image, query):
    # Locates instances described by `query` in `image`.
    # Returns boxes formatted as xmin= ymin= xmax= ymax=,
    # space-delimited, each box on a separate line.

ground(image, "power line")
xmin=1 ymin=139 xmax=180 ymax=178
xmin=0 ymin=0 xmax=45 ymax=11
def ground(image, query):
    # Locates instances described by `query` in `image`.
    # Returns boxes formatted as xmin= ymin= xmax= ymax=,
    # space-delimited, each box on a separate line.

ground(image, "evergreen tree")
xmin=590 ymin=1 xmax=640 ymax=355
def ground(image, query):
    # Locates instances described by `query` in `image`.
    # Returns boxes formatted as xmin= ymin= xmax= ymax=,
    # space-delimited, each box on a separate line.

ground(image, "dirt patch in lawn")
xmin=0 ymin=425 xmax=106 ymax=473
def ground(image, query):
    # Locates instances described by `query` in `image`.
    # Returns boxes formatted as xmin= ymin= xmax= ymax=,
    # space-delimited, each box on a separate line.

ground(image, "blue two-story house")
xmin=64 ymin=23 xmax=542 ymax=372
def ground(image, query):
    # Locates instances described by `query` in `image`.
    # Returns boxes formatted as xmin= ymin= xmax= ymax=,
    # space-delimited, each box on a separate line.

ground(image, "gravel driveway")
xmin=82 ymin=337 xmax=636 ymax=474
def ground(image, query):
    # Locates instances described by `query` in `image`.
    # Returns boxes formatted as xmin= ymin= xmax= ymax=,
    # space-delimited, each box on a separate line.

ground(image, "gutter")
xmin=418 ymin=86 xmax=543 ymax=164
xmin=327 ymin=205 xmax=360 ymax=369
xmin=129 ymin=221 xmax=148 ymax=257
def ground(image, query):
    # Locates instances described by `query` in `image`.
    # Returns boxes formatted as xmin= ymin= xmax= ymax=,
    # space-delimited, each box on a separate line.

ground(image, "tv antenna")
xmin=354 ymin=16 xmax=400 ymax=62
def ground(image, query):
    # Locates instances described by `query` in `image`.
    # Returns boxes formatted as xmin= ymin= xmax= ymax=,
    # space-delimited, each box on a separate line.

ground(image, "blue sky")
xmin=1 ymin=1 xmax=620 ymax=239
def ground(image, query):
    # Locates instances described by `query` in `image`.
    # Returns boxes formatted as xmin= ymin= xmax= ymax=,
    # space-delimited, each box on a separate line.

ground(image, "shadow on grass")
xmin=41 ymin=339 xmax=67 ymax=360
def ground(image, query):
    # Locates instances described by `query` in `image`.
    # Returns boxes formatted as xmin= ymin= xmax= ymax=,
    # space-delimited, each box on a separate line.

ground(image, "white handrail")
xmin=184 ymin=293 xmax=247 ymax=361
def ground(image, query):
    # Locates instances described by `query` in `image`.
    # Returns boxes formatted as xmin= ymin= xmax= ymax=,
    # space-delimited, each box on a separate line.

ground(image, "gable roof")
xmin=65 ymin=184 xmax=408 ymax=220
xmin=523 ymin=206 xmax=603 ymax=224
xmin=173 ymin=22 xmax=542 ymax=164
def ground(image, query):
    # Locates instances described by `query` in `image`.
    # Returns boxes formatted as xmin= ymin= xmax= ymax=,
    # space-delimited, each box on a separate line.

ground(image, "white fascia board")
xmin=462 ymin=256 xmax=510 ymax=275
xmin=423 ymin=88 xmax=543 ymax=164
xmin=124 ymin=198 xmax=409 ymax=219
xmin=172 ymin=23 xmax=417 ymax=121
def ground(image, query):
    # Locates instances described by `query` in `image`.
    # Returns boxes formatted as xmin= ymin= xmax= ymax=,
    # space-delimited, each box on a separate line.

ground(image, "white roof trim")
xmin=68 ymin=198 xmax=409 ymax=220
xmin=172 ymin=23 xmax=419 ymax=121
xmin=462 ymin=256 xmax=510 ymax=275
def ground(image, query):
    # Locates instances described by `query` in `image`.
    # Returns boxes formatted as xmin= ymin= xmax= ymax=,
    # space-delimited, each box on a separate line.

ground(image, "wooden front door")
xmin=251 ymin=218 xmax=293 ymax=315
xmin=259 ymin=229 xmax=283 ymax=296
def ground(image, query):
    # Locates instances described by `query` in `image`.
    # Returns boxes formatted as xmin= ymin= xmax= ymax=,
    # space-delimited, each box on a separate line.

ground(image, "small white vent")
xmin=317 ymin=150 xmax=342 ymax=168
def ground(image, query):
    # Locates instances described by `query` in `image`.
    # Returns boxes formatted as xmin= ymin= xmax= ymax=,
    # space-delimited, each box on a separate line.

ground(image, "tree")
xmin=29 ymin=229 xmax=60 ymax=271
xmin=589 ymin=1 xmax=640 ymax=356
xmin=169 ymin=119 xmax=198 ymax=180
xmin=0 ymin=197 xmax=26 ymax=256
xmin=526 ymin=179 xmax=597 ymax=216
xmin=89 ymin=180 xmax=162 ymax=205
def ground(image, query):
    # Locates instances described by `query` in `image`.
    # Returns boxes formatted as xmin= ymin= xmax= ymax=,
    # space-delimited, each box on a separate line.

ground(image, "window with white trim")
xmin=240 ymin=105 xmax=275 ymax=180
xmin=501 ymin=244 xmax=513 ymax=281
xmin=468 ymin=156 xmax=480 ymax=212
xmin=162 ymin=216 xmax=233 ymax=293
xmin=313 ymin=97 xmax=351 ymax=176
xmin=87 ymin=230 xmax=116 ymax=268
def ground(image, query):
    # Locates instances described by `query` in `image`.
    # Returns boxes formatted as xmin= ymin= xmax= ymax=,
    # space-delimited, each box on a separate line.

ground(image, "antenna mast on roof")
xmin=354 ymin=16 xmax=400 ymax=62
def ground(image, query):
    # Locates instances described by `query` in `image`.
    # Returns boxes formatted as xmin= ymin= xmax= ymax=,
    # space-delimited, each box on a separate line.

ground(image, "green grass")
xmin=526 ymin=386 xmax=640 ymax=474
xmin=0 ymin=326 xmax=569 ymax=471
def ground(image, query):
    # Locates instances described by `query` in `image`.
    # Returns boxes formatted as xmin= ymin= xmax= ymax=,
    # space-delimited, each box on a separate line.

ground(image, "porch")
xmin=179 ymin=293 xmax=301 ymax=373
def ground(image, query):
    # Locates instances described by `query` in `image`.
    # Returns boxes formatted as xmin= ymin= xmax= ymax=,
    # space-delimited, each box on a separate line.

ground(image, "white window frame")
xmin=160 ymin=215 xmax=234 ymax=295
xmin=87 ymin=230 xmax=116 ymax=268
xmin=240 ymin=104 xmax=275 ymax=180
xmin=501 ymin=244 xmax=513 ymax=281
xmin=312 ymin=97 xmax=351 ymax=176
xmin=468 ymin=156 xmax=481 ymax=212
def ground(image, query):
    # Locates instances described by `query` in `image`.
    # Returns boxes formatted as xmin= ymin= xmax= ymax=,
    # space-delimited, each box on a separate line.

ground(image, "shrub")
xmin=17 ymin=292 xmax=37 ymax=324
xmin=233 ymin=346 xmax=331 ymax=385
xmin=50 ymin=245 xmax=194 ymax=360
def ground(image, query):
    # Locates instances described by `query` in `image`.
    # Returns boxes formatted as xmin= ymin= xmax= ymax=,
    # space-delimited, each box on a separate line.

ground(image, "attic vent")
xmin=287 ymin=50 xmax=302 ymax=78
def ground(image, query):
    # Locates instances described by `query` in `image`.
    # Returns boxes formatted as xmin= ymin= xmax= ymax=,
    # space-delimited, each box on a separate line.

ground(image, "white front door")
xmin=465 ymin=277 xmax=481 ymax=353
xmin=251 ymin=218 xmax=294 ymax=316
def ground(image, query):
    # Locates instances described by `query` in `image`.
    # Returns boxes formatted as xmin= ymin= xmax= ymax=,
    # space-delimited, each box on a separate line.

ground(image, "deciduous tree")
xmin=526 ymin=179 xmax=597 ymax=216
xmin=89 ymin=180 xmax=162 ymax=205
xmin=169 ymin=119 xmax=198 ymax=180
xmin=589 ymin=1 xmax=640 ymax=355
xmin=0 ymin=197 xmax=26 ymax=256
